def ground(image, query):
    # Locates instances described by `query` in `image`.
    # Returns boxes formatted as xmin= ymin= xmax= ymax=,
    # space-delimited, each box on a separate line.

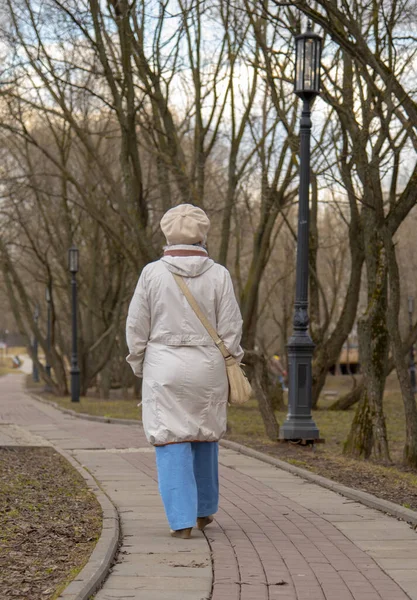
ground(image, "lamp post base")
xmin=279 ymin=424 xmax=320 ymax=441
xmin=280 ymin=333 xmax=319 ymax=441
xmin=70 ymin=367 xmax=80 ymax=403
xmin=278 ymin=438 xmax=325 ymax=446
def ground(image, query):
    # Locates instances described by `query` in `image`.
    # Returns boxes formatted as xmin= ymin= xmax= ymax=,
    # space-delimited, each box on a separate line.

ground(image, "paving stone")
xmin=120 ymin=539 xmax=206 ymax=553
xmin=395 ymin=583 xmax=417 ymax=600
xmin=211 ymin=582 xmax=240 ymax=600
xmin=377 ymin=558 xmax=417 ymax=569
xmin=117 ymin=551 xmax=209 ymax=566
xmin=111 ymin=562 xmax=212 ymax=578
xmin=96 ymin=591 xmax=210 ymax=600
xmin=103 ymin=575 xmax=211 ymax=591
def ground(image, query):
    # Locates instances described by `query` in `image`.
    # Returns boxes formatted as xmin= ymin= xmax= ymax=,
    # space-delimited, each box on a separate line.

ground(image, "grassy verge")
xmin=37 ymin=392 xmax=141 ymax=421
xmin=0 ymin=356 xmax=19 ymax=376
xmin=50 ymin=395 xmax=141 ymax=420
xmin=26 ymin=374 xmax=141 ymax=419
xmin=0 ymin=447 xmax=102 ymax=600
xmin=227 ymin=385 xmax=406 ymax=462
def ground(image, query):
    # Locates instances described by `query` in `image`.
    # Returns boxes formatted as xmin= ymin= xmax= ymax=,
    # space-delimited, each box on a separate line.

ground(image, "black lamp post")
xmin=44 ymin=286 xmax=52 ymax=392
xmin=408 ymin=296 xmax=416 ymax=394
xmin=280 ymin=23 xmax=322 ymax=442
xmin=68 ymin=246 xmax=80 ymax=403
xmin=32 ymin=304 xmax=40 ymax=383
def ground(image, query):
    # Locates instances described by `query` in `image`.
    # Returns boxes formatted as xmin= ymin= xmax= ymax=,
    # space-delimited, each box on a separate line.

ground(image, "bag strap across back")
xmin=172 ymin=273 xmax=234 ymax=363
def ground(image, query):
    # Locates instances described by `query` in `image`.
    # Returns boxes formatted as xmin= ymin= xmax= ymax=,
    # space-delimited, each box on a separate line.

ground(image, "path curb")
xmin=28 ymin=394 xmax=121 ymax=599
xmin=220 ymin=438 xmax=417 ymax=527
xmin=29 ymin=393 xmax=140 ymax=426
xmin=53 ymin=447 xmax=120 ymax=600
xmin=29 ymin=392 xmax=417 ymax=528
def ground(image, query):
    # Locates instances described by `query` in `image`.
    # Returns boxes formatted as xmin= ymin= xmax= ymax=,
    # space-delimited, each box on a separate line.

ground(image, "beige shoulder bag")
xmin=172 ymin=273 xmax=252 ymax=405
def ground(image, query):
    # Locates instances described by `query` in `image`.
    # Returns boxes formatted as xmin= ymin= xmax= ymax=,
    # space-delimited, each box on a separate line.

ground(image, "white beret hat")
xmin=160 ymin=204 xmax=211 ymax=245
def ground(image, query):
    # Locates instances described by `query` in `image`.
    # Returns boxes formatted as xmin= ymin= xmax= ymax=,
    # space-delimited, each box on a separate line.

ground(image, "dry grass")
xmin=46 ymin=394 xmax=142 ymax=421
xmin=26 ymin=376 xmax=142 ymax=420
xmin=7 ymin=346 xmax=28 ymax=356
xmin=0 ymin=347 xmax=29 ymax=376
xmin=228 ymin=373 xmax=407 ymax=461
xmin=0 ymin=357 xmax=19 ymax=377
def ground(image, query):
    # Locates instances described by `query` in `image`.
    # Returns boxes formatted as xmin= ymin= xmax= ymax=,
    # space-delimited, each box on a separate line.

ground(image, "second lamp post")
xmin=68 ymin=247 xmax=80 ymax=403
xmin=280 ymin=23 xmax=322 ymax=442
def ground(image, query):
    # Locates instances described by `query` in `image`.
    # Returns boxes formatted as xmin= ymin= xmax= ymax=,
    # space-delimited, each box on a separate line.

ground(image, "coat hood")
xmin=160 ymin=245 xmax=214 ymax=278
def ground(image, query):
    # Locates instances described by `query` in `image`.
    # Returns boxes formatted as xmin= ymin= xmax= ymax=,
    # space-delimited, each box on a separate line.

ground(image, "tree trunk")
xmin=246 ymin=351 xmax=280 ymax=441
xmin=402 ymin=392 xmax=417 ymax=467
xmin=311 ymin=346 xmax=329 ymax=409
xmin=344 ymin=392 xmax=373 ymax=458
xmin=383 ymin=232 xmax=417 ymax=467
xmin=344 ymin=300 xmax=390 ymax=462
xmin=99 ymin=366 xmax=111 ymax=400
xmin=344 ymin=203 xmax=390 ymax=463
xmin=218 ymin=155 xmax=237 ymax=266
xmin=396 ymin=354 xmax=417 ymax=467
xmin=49 ymin=352 xmax=69 ymax=397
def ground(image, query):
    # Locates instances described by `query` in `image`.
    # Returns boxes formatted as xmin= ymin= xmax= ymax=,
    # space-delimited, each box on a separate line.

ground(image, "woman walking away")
xmin=126 ymin=204 xmax=244 ymax=539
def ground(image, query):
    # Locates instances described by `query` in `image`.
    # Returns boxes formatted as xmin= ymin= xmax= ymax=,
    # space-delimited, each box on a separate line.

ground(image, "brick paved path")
xmin=1 ymin=373 xmax=416 ymax=600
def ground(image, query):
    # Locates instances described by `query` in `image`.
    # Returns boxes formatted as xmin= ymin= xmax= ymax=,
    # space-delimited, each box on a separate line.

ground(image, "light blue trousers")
xmin=155 ymin=441 xmax=219 ymax=531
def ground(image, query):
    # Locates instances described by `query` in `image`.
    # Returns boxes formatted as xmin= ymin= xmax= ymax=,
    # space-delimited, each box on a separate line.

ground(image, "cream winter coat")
xmin=126 ymin=246 xmax=244 ymax=446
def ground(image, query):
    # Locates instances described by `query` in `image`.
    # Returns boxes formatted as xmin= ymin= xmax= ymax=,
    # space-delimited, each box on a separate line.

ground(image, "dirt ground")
xmin=0 ymin=447 xmax=102 ymax=600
